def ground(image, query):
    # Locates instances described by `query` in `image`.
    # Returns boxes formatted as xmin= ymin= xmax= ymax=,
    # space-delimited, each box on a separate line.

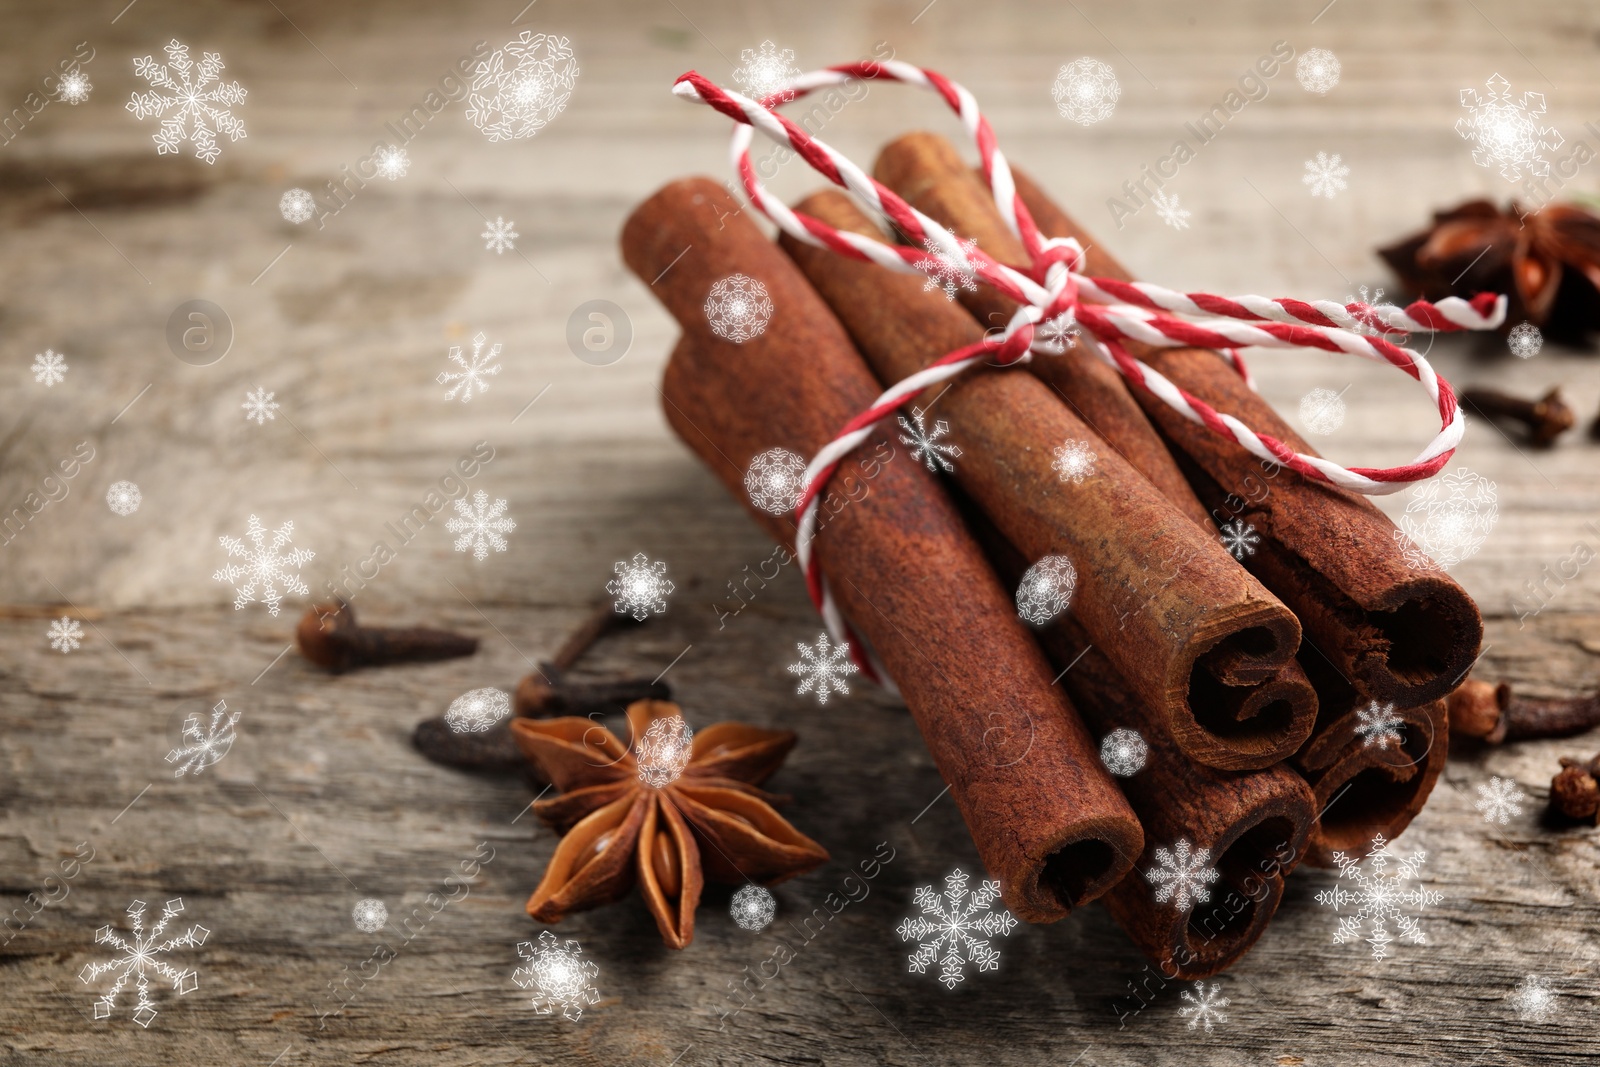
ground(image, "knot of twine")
xmin=671 ymin=59 xmax=1506 ymax=687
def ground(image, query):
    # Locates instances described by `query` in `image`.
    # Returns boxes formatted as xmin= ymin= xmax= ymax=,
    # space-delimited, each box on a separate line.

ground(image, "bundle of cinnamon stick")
xmin=620 ymin=132 xmax=1478 ymax=977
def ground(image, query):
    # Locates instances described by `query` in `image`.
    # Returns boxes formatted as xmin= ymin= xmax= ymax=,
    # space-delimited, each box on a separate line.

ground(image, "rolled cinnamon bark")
xmin=779 ymin=187 xmax=1316 ymax=771
xmin=1005 ymin=165 xmax=1484 ymax=710
xmin=622 ymin=177 xmax=1143 ymax=919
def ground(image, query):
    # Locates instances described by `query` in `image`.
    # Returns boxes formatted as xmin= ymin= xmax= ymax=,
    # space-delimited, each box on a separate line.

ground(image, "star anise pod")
xmin=1379 ymin=198 xmax=1600 ymax=342
xmin=510 ymin=699 xmax=829 ymax=948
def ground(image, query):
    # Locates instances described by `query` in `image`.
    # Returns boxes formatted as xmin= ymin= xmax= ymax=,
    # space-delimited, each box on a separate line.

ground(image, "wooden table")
xmin=4 ymin=1 xmax=1598 ymax=1063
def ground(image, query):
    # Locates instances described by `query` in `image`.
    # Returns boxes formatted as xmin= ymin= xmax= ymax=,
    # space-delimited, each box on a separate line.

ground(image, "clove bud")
xmin=1461 ymin=385 xmax=1575 ymax=447
xmin=296 ymin=599 xmax=478 ymax=672
xmin=1550 ymin=754 xmax=1600 ymax=824
xmin=1447 ymin=676 xmax=1600 ymax=744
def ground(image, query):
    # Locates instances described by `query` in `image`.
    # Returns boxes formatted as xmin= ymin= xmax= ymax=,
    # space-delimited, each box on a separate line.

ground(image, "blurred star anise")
xmin=511 ymin=700 xmax=829 ymax=948
xmin=1379 ymin=199 xmax=1600 ymax=343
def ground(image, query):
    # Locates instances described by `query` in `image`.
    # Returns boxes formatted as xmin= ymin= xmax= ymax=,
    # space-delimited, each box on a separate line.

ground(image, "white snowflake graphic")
xmin=635 ymin=713 xmax=693 ymax=788
xmin=704 ymin=273 xmax=775 ymax=343
xmin=1033 ymin=308 xmax=1079 ymax=354
xmin=1356 ymin=700 xmax=1405 ymax=750
xmin=1219 ymin=519 xmax=1260 ymax=560
xmin=1457 ymin=74 xmax=1564 ymax=182
xmin=467 ymin=32 xmax=578 ymax=142
xmin=374 ymin=145 xmax=409 ymax=180
xmin=1303 ymin=151 xmax=1350 ymax=199
xmin=730 ymin=885 xmax=776 ymax=932
xmin=165 ymin=699 xmax=240 ymax=777
xmin=1296 ymin=48 xmax=1341 ymax=94
xmin=898 ymin=406 xmax=963 ymax=473
xmin=1100 ymin=728 xmax=1148 ymax=777
xmin=1299 ymin=386 xmax=1347 ymax=435
xmin=106 ymin=481 xmax=142 ymax=516
xmin=242 ymin=387 xmax=279 ymax=424
xmin=351 ymin=898 xmax=388 ymax=934
xmin=1509 ymin=974 xmax=1558 ymax=1022
xmin=918 ymin=236 xmax=979 ymax=302
xmin=1052 ymin=439 xmax=1098 ymax=485
xmin=213 ymin=514 xmax=314 ymax=617
xmin=481 ymin=216 xmax=518 ymax=254
xmin=125 ymin=39 xmax=247 ymax=164
xmin=787 ymin=632 xmax=858 ymax=705
xmin=1015 ymin=555 xmax=1077 ymax=625
xmin=444 ymin=687 xmax=511 ymax=733
xmin=278 ymin=188 xmax=315 ymax=224
xmin=1145 ymin=838 xmax=1220 ymax=912
xmin=733 ymin=40 xmax=800 ymax=102
xmin=1314 ymin=833 xmax=1442 ymax=961
xmin=1508 ymin=320 xmax=1543 ymax=359
xmin=446 ymin=490 xmax=516 ymax=560
xmin=1152 ymin=190 xmax=1191 ymax=231
xmin=47 ymin=616 xmax=83 ymax=653
xmin=57 ymin=69 xmax=92 ymax=105
xmin=1179 ymin=981 xmax=1230 ymax=1032
xmin=513 ymin=930 xmax=600 ymax=1021
xmin=1344 ymin=284 xmax=1402 ymax=338
xmin=744 ymin=447 xmax=807 ymax=515
xmin=1393 ymin=466 xmax=1497 ymax=571
xmin=1474 ymin=775 xmax=1528 ymax=825
xmin=78 ymin=898 xmax=208 ymax=1028
xmin=606 ymin=553 xmax=674 ymax=620
xmin=1051 ymin=57 xmax=1120 ymax=126
xmin=32 ymin=349 xmax=67 ymax=387
xmin=897 ymin=868 xmax=1018 ymax=989
xmin=437 ymin=332 xmax=503 ymax=402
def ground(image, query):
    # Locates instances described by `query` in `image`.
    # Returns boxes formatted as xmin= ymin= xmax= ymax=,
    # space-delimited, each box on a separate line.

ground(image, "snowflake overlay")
xmin=1052 ymin=439 xmax=1098 ymax=485
xmin=1303 ymin=151 xmax=1350 ymax=199
xmin=213 ymin=514 xmax=314 ymax=617
xmin=1509 ymin=974 xmax=1558 ymax=1023
xmin=1179 ymin=981 xmax=1230 ymax=1032
xmin=1145 ymin=838 xmax=1220 ymax=912
xmin=1051 ymin=57 xmax=1121 ymax=126
xmin=1299 ymin=386 xmax=1347 ymax=435
xmin=482 ymin=216 xmax=518 ymax=254
xmin=1314 ymin=833 xmax=1442 ymax=961
xmin=1219 ymin=519 xmax=1260 ymax=560
xmin=279 ymin=188 xmax=315 ymax=224
xmin=106 ymin=481 xmax=142 ymax=516
xmin=606 ymin=553 xmax=674 ymax=620
xmin=351 ymin=898 xmax=388 ymax=934
xmin=1356 ymin=700 xmax=1405 ymax=750
xmin=704 ymin=273 xmax=775 ymax=343
xmin=446 ymin=490 xmax=515 ymax=560
xmin=438 ymin=332 xmax=503 ymax=402
xmin=1296 ymin=48 xmax=1341 ymax=94
xmin=1345 ymin=284 xmax=1402 ymax=338
xmin=730 ymin=885 xmax=776 ymax=932
xmin=1015 ymin=555 xmax=1077 ymax=625
xmin=242 ymin=387 xmax=279 ymax=424
xmin=58 ymin=69 xmax=92 ymax=105
xmin=1152 ymin=190 xmax=1192 ymax=231
xmin=744 ymin=447 xmax=807 ymax=515
xmin=78 ymin=898 xmax=208 ymax=1028
xmin=467 ymin=32 xmax=578 ymax=142
xmin=1508 ymin=321 xmax=1543 ymax=358
xmin=47 ymin=616 xmax=83 ymax=653
xmin=165 ymin=699 xmax=241 ymax=777
xmin=897 ymin=868 xmax=1018 ymax=989
xmin=1100 ymin=728 xmax=1148 ymax=777
xmin=32 ymin=349 xmax=67 ymax=387
xmin=374 ymin=145 xmax=409 ymax=180
xmin=513 ymin=930 xmax=600 ymax=1021
xmin=898 ymin=406 xmax=963 ymax=473
xmin=733 ymin=40 xmax=800 ymax=102
xmin=1475 ymin=775 xmax=1528 ymax=825
xmin=918 ymin=236 xmax=979 ymax=301
xmin=1393 ymin=466 xmax=1497 ymax=571
xmin=126 ymin=39 xmax=247 ymax=164
xmin=636 ymin=714 xmax=693 ymax=787
xmin=1457 ymin=74 xmax=1564 ymax=182
xmin=788 ymin=632 xmax=858 ymax=705
xmin=1034 ymin=308 xmax=1079 ymax=354
xmin=445 ymin=687 xmax=511 ymax=733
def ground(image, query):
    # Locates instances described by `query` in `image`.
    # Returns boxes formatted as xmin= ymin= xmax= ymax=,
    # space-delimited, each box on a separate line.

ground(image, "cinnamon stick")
xmin=1005 ymin=164 xmax=1485 ymax=710
xmin=780 ymin=187 xmax=1315 ymax=771
xmin=621 ymin=177 xmax=1143 ymax=919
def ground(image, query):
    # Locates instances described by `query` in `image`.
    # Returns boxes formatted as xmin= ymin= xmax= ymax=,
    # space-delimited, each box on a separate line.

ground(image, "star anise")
xmin=1379 ymin=198 xmax=1600 ymax=342
xmin=510 ymin=699 xmax=829 ymax=948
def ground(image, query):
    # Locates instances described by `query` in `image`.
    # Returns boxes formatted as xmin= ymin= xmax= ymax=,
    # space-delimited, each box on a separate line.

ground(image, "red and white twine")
xmin=671 ymin=60 xmax=1505 ymax=684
